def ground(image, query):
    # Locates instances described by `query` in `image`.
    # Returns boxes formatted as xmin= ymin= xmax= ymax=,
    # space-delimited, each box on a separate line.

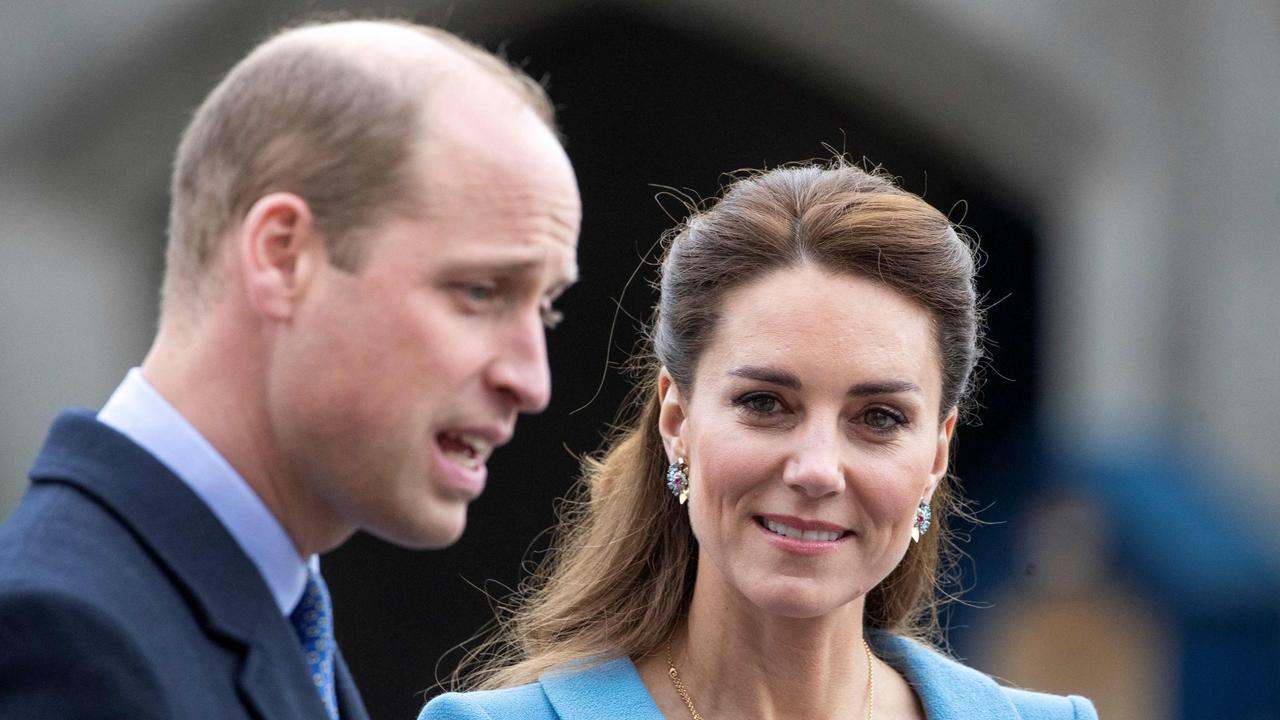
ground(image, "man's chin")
xmin=371 ymin=506 xmax=468 ymax=550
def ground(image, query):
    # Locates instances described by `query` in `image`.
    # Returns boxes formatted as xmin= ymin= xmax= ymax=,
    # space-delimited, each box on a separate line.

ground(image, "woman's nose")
xmin=780 ymin=421 xmax=845 ymax=498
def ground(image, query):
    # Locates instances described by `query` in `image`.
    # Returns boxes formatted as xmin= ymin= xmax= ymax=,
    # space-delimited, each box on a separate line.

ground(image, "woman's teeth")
xmin=763 ymin=519 xmax=843 ymax=542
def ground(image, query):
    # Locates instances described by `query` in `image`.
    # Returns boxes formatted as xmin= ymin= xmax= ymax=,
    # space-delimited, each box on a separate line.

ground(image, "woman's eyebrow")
xmin=729 ymin=367 xmax=921 ymax=397
xmin=848 ymin=380 xmax=921 ymax=397
xmin=728 ymin=365 xmax=800 ymax=389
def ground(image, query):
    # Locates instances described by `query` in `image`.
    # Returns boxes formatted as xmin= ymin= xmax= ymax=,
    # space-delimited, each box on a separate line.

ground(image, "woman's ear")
xmin=657 ymin=367 xmax=687 ymax=463
xmin=924 ymin=406 xmax=959 ymax=502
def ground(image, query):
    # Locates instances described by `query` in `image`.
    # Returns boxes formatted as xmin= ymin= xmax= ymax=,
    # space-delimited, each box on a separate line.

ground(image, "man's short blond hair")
xmin=162 ymin=19 xmax=556 ymax=315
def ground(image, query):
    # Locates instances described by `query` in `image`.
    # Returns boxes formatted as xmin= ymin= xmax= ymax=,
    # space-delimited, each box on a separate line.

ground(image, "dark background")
xmin=324 ymin=7 xmax=1038 ymax=718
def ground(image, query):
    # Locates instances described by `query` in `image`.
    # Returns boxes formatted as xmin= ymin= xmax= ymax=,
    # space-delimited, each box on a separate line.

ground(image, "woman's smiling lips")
xmin=754 ymin=513 xmax=853 ymax=555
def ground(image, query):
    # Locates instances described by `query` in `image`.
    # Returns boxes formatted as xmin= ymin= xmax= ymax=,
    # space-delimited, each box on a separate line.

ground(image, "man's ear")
xmin=924 ymin=406 xmax=959 ymax=502
xmin=237 ymin=192 xmax=325 ymax=320
xmin=656 ymin=367 xmax=687 ymax=463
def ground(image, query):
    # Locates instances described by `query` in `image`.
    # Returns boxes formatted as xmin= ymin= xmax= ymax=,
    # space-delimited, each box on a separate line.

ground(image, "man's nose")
xmin=488 ymin=312 xmax=552 ymax=413
xmin=780 ymin=420 xmax=845 ymax=498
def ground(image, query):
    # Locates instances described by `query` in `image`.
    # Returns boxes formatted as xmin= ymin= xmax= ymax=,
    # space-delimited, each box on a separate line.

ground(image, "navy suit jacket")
xmin=0 ymin=410 xmax=370 ymax=719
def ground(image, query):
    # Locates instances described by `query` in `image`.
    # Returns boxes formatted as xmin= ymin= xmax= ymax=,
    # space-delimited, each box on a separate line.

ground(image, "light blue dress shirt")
xmin=97 ymin=367 xmax=313 ymax=616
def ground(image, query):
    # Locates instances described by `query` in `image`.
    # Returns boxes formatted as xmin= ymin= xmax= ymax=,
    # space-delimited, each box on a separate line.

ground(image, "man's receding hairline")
xmin=260 ymin=21 xmax=562 ymax=201
xmin=158 ymin=17 xmax=561 ymax=326
xmin=253 ymin=25 xmax=433 ymax=96
xmin=260 ymin=20 xmax=550 ymax=125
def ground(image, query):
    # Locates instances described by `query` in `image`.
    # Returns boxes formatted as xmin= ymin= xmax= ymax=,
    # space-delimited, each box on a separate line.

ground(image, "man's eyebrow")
xmin=444 ymin=257 xmax=545 ymax=275
xmin=553 ymin=265 xmax=579 ymax=292
xmin=440 ymin=256 xmax=577 ymax=289
xmin=728 ymin=366 xmax=800 ymax=389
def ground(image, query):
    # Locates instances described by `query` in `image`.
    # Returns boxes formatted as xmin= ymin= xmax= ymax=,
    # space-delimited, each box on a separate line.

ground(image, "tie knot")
xmin=290 ymin=570 xmax=338 ymax=720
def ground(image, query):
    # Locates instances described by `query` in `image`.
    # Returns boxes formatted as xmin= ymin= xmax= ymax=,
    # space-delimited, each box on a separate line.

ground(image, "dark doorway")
xmin=326 ymin=8 xmax=1039 ymax=719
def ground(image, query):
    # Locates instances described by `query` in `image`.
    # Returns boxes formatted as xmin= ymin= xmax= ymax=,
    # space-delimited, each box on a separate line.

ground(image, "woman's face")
xmin=659 ymin=264 xmax=956 ymax=619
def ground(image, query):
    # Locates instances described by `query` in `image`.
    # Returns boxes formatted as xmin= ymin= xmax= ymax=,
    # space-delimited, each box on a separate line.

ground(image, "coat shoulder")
xmin=868 ymin=632 xmax=1097 ymax=720
xmin=422 ymin=655 xmax=660 ymax=720
xmin=1003 ymin=686 xmax=1099 ymax=720
xmin=420 ymin=683 xmax=557 ymax=720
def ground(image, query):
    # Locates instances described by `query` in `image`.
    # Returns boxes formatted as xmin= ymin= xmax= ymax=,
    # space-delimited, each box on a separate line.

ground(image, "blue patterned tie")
xmin=290 ymin=570 xmax=339 ymax=720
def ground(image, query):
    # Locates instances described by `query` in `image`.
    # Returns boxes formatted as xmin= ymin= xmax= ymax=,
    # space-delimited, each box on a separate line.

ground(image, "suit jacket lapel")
xmin=28 ymin=410 xmax=334 ymax=720
xmin=539 ymin=656 xmax=663 ymax=720
xmin=335 ymin=649 xmax=371 ymax=720
xmin=239 ymin=633 xmax=332 ymax=720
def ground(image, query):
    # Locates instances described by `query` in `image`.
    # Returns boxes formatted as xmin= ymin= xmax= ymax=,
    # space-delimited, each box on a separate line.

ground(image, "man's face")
xmin=270 ymin=92 xmax=580 ymax=550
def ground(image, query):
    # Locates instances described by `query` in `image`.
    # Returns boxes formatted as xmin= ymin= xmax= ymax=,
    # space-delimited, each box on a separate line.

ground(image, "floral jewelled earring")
xmin=911 ymin=499 xmax=932 ymax=543
xmin=666 ymin=457 xmax=690 ymax=504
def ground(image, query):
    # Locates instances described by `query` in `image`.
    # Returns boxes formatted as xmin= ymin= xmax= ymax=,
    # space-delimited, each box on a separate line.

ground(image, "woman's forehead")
xmin=697 ymin=266 xmax=942 ymax=394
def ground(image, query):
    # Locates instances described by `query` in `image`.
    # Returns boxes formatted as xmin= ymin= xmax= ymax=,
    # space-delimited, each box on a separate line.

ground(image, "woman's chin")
xmin=740 ymin=580 xmax=860 ymax=620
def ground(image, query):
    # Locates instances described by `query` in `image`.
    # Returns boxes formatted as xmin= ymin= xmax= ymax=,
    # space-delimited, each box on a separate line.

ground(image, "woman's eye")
xmin=863 ymin=407 xmax=906 ymax=431
xmin=738 ymin=393 xmax=782 ymax=415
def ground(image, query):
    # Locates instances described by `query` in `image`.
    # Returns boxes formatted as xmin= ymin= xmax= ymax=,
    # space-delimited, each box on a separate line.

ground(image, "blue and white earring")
xmin=911 ymin=499 xmax=932 ymax=543
xmin=666 ymin=457 xmax=690 ymax=505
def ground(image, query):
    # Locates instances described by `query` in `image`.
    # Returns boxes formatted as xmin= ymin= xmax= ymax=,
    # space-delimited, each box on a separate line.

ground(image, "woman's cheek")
xmin=859 ymin=462 xmax=916 ymax=519
xmin=695 ymin=431 xmax=772 ymax=500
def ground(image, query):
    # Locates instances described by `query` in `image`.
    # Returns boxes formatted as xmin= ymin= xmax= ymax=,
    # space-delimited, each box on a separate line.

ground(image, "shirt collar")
xmin=97 ymin=368 xmax=312 ymax=616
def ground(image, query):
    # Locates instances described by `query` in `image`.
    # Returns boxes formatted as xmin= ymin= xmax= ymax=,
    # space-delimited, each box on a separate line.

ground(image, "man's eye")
xmin=541 ymin=305 xmax=564 ymax=330
xmin=465 ymin=285 xmax=496 ymax=302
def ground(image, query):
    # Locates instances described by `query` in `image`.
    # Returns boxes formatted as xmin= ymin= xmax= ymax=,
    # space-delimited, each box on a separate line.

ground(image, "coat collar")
xmin=869 ymin=631 xmax=1021 ymax=720
xmin=28 ymin=409 xmax=364 ymax=720
xmin=532 ymin=635 xmax=1019 ymax=720
xmin=539 ymin=656 xmax=664 ymax=720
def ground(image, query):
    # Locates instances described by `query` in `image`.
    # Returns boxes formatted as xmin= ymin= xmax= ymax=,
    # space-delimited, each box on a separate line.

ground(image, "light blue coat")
xmin=420 ymin=632 xmax=1097 ymax=719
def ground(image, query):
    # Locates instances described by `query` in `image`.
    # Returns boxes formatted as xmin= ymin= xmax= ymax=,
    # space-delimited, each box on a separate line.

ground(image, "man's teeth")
xmin=441 ymin=432 xmax=492 ymax=470
xmin=443 ymin=450 xmax=481 ymax=470
xmin=764 ymin=519 xmax=842 ymax=542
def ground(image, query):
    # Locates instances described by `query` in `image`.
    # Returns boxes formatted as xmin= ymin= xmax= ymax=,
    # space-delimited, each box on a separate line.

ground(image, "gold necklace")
xmin=665 ymin=637 xmax=875 ymax=720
